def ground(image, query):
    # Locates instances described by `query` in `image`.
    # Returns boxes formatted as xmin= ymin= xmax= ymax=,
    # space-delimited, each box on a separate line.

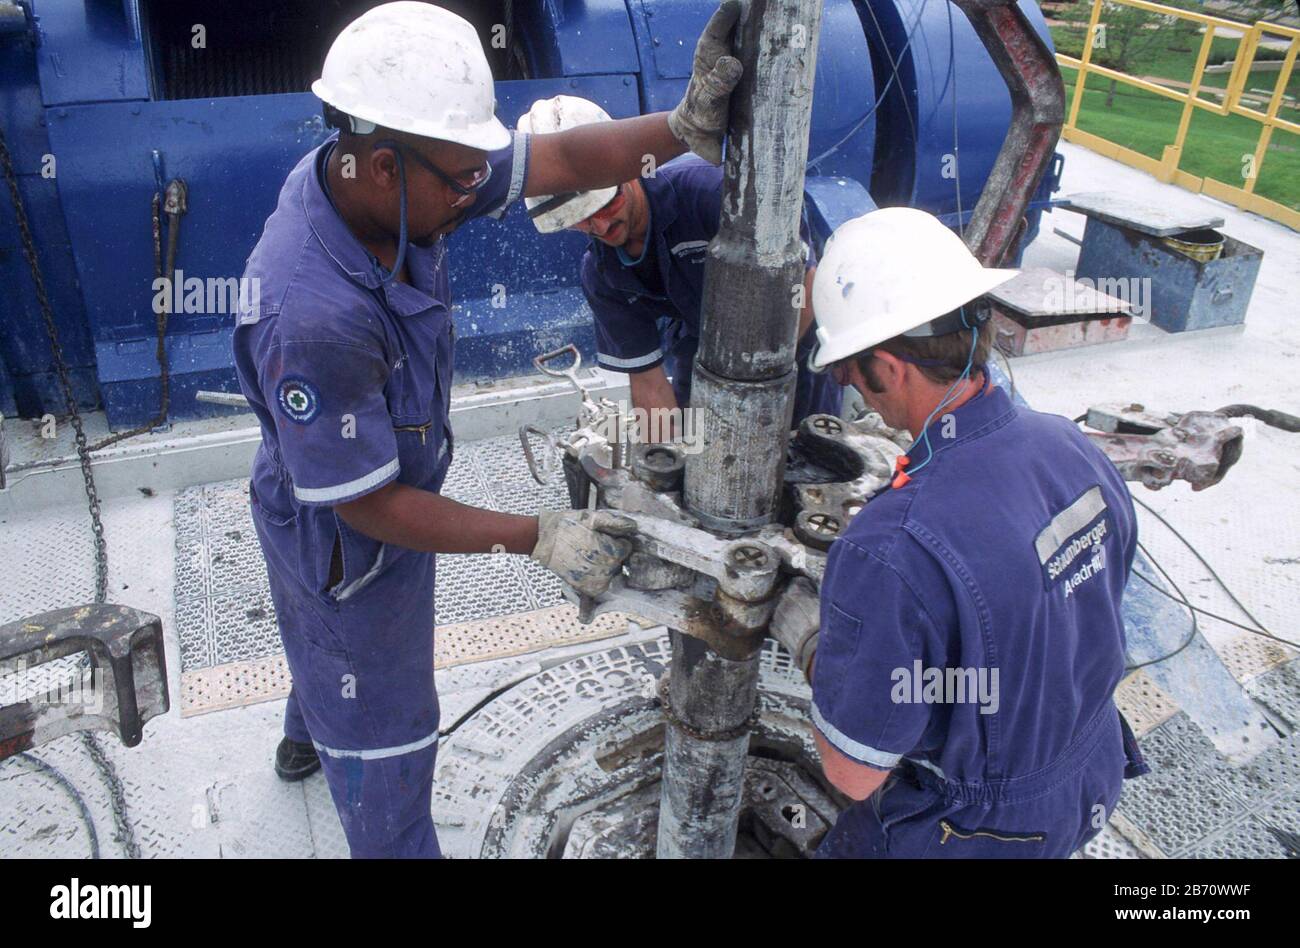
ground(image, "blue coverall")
xmin=581 ymin=155 xmax=842 ymax=423
xmin=812 ymin=379 xmax=1148 ymax=858
xmin=233 ymin=131 xmax=531 ymax=857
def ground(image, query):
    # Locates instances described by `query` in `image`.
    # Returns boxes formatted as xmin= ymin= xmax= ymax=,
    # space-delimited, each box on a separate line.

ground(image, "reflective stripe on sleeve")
xmin=292 ymin=457 xmax=400 ymax=504
xmin=487 ymin=131 xmax=531 ymax=220
xmin=597 ymin=348 xmax=665 ymax=370
xmin=811 ymin=701 xmax=903 ymax=770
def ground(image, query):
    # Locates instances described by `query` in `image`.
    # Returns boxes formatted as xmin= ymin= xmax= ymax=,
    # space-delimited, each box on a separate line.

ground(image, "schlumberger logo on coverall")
xmin=1047 ymin=518 xmax=1109 ymax=581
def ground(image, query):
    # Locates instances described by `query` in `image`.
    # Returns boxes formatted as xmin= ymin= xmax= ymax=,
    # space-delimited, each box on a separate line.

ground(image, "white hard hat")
xmin=518 ymin=96 xmax=618 ymax=233
xmin=809 ymin=207 xmax=1018 ymax=369
xmin=311 ymin=2 xmax=510 ymax=152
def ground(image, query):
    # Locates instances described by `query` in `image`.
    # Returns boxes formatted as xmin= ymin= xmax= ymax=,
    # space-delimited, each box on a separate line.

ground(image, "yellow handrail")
xmin=1057 ymin=0 xmax=1299 ymax=230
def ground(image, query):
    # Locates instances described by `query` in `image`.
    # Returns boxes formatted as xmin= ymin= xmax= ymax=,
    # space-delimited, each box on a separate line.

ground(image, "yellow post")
xmin=1067 ymin=0 xmax=1106 ymax=131
xmin=1225 ymin=24 xmax=1260 ymax=113
xmin=1161 ymin=25 xmax=1218 ymax=181
xmin=1242 ymin=35 xmax=1299 ymax=195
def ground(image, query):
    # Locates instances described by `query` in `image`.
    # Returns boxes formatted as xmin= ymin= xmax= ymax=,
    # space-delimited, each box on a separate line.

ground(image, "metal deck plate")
xmin=990 ymin=266 xmax=1133 ymax=319
xmin=1114 ymin=670 xmax=1180 ymax=737
xmin=178 ymin=604 xmax=648 ymax=716
xmin=1113 ymin=664 xmax=1300 ymax=858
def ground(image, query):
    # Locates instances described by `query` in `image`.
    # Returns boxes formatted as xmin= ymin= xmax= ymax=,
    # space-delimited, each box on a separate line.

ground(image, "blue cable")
xmin=903 ymin=316 xmax=980 ymax=478
xmin=808 ymin=0 xmax=931 ymax=170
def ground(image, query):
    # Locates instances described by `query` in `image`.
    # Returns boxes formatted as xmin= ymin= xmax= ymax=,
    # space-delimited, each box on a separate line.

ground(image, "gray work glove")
xmin=668 ymin=0 xmax=744 ymax=165
xmin=771 ymin=576 xmax=820 ymax=678
xmin=532 ymin=509 xmax=638 ymax=597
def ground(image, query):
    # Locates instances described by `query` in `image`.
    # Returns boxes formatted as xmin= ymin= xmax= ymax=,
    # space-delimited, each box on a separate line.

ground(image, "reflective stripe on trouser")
xmin=256 ymin=512 xmax=442 ymax=859
xmin=815 ymin=706 xmax=1134 ymax=859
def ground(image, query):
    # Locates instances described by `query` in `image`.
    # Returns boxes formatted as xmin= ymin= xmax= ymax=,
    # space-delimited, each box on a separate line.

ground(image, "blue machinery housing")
xmin=0 ymin=0 xmax=1060 ymax=428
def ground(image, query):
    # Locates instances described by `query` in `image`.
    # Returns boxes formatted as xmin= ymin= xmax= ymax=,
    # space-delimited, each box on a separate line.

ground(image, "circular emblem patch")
xmin=277 ymin=376 xmax=321 ymax=425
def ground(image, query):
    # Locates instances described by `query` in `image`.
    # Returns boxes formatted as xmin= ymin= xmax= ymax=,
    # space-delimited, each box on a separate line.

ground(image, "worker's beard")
xmin=419 ymin=209 xmax=467 ymax=244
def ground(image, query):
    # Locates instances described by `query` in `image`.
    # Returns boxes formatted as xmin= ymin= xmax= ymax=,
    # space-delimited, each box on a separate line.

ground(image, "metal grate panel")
xmin=180 ymin=604 xmax=649 ymax=715
xmin=1114 ymin=670 xmax=1179 ymax=737
xmin=172 ymin=429 xmax=578 ymax=675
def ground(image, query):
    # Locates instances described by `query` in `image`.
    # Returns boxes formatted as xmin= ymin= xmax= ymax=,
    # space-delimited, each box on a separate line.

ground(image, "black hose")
xmin=1216 ymin=404 xmax=1300 ymax=433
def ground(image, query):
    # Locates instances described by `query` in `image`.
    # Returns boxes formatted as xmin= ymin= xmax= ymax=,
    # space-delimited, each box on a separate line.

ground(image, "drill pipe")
xmin=656 ymin=0 xmax=825 ymax=860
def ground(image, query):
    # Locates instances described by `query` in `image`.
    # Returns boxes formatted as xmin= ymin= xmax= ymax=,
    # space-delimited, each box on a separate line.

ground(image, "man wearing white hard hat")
xmin=770 ymin=207 xmax=1148 ymax=858
xmin=518 ymin=94 xmax=842 ymax=439
xmin=232 ymin=1 xmax=744 ymax=858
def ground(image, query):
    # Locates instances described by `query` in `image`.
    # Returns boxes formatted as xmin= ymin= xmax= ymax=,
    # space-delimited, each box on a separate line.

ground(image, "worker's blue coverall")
xmin=232 ymin=131 xmax=531 ymax=857
xmin=812 ymin=379 xmax=1148 ymax=858
xmin=581 ymin=155 xmax=841 ymax=424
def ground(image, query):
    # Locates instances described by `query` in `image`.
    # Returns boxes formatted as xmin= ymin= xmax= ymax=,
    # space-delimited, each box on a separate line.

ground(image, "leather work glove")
xmin=532 ymin=509 xmax=638 ymax=598
xmin=668 ymin=0 xmax=744 ymax=165
xmin=770 ymin=576 xmax=821 ymax=679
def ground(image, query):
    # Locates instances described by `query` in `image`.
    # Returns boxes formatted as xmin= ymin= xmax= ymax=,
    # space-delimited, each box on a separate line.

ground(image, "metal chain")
xmin=89 ymin=181 xmax=178 ymax=452
xmin=0 ymin=124 xmax=108 ymax=602
xmin=81 ymin=731 xmax=142 ymax=858
xmin=1 ymin=123 xmax=142 ymax=857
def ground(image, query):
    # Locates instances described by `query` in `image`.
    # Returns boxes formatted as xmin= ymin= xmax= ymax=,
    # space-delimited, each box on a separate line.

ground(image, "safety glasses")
xmin=373 ymin=139 xmax=493 ymax=208
xmin=586 ymin=186 xmax=626 ymax=223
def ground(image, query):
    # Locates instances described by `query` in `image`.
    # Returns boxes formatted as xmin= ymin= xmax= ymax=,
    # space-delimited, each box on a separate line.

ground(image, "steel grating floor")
xmin=172 ymin=429 xmax=575 ymax=675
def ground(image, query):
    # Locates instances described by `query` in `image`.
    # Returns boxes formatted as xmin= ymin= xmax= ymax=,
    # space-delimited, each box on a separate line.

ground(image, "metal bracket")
xmin=1 ymin=604 xmax=169 ymax=759
xmin=524 ymin=346 xmax=911 ymax=652
xmin=951 ymin=0 xmax=1065 ymax=266
xmin=1083 ymin=403 xmax=1244 ymax=491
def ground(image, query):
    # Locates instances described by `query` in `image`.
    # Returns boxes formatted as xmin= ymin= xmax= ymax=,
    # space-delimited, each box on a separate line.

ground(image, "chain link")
xmin=0 ymin=124 xmax=108 ymax=602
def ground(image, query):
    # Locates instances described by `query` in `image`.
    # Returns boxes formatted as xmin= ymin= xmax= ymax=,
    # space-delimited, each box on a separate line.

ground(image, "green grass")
xmin=1053 ymin=27 xmax=1300 ymax=97
xmin=1056 ymin=54 xmax=1300 ymax=212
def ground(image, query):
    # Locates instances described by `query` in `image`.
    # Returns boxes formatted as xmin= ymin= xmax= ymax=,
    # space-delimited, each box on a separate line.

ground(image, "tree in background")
xmin=1058 ymin=0 xmax=1208 ymax=107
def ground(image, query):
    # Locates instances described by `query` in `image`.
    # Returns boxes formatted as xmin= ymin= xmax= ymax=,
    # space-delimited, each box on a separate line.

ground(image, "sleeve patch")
xmin=277 ymin=376 xmax=322 ymax=425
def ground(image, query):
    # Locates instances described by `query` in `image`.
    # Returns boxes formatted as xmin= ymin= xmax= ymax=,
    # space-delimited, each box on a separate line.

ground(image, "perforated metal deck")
xmin=172 ymin=429 xmax=576 ymax=677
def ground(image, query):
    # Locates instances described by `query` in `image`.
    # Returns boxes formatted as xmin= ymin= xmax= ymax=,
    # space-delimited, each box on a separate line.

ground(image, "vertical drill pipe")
xmin=657 ymin=0 xmax=825 ymax=860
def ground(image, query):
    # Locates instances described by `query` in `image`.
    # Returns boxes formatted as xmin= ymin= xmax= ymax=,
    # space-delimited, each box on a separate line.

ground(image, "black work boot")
xmin=275 ymin=736 xmax=321 ymax=781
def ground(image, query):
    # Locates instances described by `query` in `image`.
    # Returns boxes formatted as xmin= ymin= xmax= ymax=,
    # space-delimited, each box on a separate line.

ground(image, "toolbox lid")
xmin=1060 ymin=191 xmax=1225 ymax=236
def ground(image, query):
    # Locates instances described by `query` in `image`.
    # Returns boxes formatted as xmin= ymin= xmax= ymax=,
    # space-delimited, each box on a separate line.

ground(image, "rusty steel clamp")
xmin=1083 ymin=403 xmax=1244 ymax=492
